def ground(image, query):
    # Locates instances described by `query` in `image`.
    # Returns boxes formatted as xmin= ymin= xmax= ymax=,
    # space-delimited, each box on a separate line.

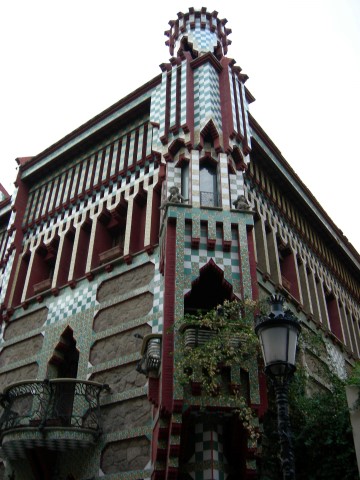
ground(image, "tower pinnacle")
xmin=165 ymin=7 xmax=232 ymax=59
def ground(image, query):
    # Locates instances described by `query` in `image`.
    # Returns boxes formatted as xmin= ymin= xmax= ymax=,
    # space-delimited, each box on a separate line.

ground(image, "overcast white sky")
xmin=1 ymin=0 xmax=359 ymax=252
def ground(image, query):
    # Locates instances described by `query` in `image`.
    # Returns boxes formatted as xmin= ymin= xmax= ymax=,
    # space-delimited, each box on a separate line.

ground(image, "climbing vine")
xmin=174 ymin=299 xmax=262 ymax=439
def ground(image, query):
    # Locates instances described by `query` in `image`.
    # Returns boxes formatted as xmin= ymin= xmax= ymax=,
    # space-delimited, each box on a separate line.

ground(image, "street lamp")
xmin=255 ymin=295 xmax=301 ymax=480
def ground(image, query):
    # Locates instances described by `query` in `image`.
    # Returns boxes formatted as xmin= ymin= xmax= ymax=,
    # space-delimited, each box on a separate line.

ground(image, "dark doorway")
xmin=47 ymin=327 xmax=79 ymax=426
xmin=184 ymin=259 xmax=234 ymax=313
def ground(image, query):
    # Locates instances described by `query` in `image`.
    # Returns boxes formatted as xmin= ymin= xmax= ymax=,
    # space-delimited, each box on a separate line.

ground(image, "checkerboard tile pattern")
xmin=241 ymin=81 xmax=252 ymax=149
xmin=180 ymin=60 xmax=187 ymax=127
xmin=166 ymin=162 xmax=175 ymax=187
xmin=188 ymin=422 xmax=227 ymax=480
xmin=234 ymin=73 xmax=245 ymax=139
xmin=158 ymin=72 xmax=168 ymax=141
xmin=0 ymin=249 xmax=15 ymax=304
xmin=169 ymin=66 xmax=178 ymax=130
xmin=174 ymin=19 xmax=222 ymax=56
xmin=219 ymin=153 xmax=230 ymax=210
xmin=151 ymin=256 xmax=164 ymax=333
xmin=183 ymin=223 xmax=241 ymax=295
xmin=229 ymin=170 xmax=245 ymax=208
xmin=191 ymin=150 xmax=200 ymax=207
xmin=46 ymin=282 xmax=99 ymax=326
xmin=193 ymin=63 xmax=222 ymax=132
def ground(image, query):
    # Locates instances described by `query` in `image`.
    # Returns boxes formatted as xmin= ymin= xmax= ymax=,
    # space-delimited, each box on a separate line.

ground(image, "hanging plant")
xmin=174 ymin=299 xmax=262 ymax=439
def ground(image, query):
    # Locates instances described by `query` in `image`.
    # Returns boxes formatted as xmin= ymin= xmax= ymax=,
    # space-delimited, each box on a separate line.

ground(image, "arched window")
xmin=200 ymin=161 xmax=218 ymax=207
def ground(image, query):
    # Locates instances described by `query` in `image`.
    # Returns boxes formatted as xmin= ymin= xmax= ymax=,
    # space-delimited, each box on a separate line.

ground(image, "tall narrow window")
xmin=181 ymin=162 xmax=189 ymax=200
xmin=200 ymin=161 xmax=218 ymax=207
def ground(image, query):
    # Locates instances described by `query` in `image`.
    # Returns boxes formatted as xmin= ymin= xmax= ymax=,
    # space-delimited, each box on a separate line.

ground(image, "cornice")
xmin=249 ymin=112 xmax=360 ymax=271
xmin=19 ymin=74 xmax=162 ymax=179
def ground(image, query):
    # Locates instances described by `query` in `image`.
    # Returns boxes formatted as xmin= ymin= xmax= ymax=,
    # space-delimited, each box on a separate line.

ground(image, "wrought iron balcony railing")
xmin=0 ymin=379 xmax=109 ymax=459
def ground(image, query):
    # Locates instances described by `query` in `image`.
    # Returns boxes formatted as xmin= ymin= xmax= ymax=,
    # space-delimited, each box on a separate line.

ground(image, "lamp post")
xmin=255 ymin=295 xmax=301 ymax=480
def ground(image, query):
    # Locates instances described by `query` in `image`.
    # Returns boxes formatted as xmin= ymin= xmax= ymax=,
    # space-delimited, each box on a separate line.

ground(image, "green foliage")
xmin=347 ymin=361 xmax=360 ymax=386
xmin=259 ymin=363 xmax=358 ymax=479
xmin=175 ymin=299 xmax=261 ymax=439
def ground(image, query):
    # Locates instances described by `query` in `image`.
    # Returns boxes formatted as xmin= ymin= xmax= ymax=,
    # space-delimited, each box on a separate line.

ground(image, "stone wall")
xmin=0 ymin=257 xmax=157 ymax=479
xmin=90 ymin=324 xmax=151 ymax=365
xmin=101 ymin=436 xmax=150 ymax=473
xmin=0 ymin=363 xmax=38 ymax=392
xmin=97 ymin=263 xmax=154 ymax=302
xmin=90 ymin=363 xmax=146 ymax=392
xmin=4 ymin=308 xmax=48 ymax=340
xmin=101 ymin=397 xmax=152 ymax=434
xmin=0 ymin=335 xmax=43 ymax=368
xmin=93 ymin=293 xmax=153 ymax=332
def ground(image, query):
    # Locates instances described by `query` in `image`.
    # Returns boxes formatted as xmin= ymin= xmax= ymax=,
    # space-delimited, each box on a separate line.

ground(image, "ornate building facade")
xmin=0 ymin=7 xmax=358 ymax=480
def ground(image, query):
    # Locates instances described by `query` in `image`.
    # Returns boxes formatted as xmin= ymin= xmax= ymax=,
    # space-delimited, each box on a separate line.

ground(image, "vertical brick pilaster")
xmin=162 ymin=219 xmax=176 ymax=413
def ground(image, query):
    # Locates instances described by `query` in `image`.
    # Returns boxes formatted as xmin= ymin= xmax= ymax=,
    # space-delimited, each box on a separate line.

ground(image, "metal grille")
xmin=0 ymin=379 xmax=107 ymax=435
xmin=200 ymin=191 xmax=219 ymax=207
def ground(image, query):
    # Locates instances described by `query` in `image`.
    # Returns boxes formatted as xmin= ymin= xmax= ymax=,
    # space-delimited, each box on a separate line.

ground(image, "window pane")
xmin=200 ymin=163 xmax=218 ymax=206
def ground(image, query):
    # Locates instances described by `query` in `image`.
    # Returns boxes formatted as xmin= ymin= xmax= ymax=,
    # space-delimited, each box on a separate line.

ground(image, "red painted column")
xmin=3 ymin=173 xmax=29 ymax=310
xmin=219 ymin=57 xmax=236 ymax=152
xmin=161 ymin=219 xmax=176 ymax=413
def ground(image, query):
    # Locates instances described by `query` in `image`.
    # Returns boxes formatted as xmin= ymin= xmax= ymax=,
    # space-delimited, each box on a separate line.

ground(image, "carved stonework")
xmin=160 ymin=186 xmax=188 ymax=210
xmin=232 ymin=194 xmax=251 ymax=211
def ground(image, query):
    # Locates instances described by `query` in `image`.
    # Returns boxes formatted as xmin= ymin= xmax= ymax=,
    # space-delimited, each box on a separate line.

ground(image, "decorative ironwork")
xmin=181 ymin=326 xmax=241 ymax=349
xmin=0 ymin=379 xmax=108 ymax=436
xmin=200 ymin=191 xmax=219 ymax=207
xmin=136 ymin=334 xmax=162 ymax=377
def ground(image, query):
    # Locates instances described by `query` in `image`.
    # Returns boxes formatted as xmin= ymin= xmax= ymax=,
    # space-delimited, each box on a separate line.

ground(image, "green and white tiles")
xmin=46 ymin=282 xmax=99 ymax=326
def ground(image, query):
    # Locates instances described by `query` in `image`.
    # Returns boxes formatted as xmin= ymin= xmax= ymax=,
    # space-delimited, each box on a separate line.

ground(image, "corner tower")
xmin=150 ymin=8 xmax=260 ymax=479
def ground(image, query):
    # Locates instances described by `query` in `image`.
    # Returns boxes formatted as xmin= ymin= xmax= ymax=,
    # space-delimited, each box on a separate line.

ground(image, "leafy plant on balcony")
xmin=175 ymin=299 xmax=262 ymax=439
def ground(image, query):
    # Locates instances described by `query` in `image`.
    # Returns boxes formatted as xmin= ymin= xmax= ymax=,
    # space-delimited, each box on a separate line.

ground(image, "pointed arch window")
xmin=200 ymin=161 xmax=219 ymax=207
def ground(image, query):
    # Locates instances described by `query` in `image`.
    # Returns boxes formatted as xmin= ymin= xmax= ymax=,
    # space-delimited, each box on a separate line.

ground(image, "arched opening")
xmin=181 ymin=261 xmax=251 ymax=476
xmin=48 ymin=326 xmax=79 ymax=379
xmin=184 ymin=259 xmax=234 ymax=314
xmin=46 ymin=327 xmax=79 ymax=426
xmin=24 ymin=328 xmax=79 ymax=479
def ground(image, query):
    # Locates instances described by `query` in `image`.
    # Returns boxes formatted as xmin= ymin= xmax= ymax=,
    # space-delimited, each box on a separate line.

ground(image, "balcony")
xmin=180 ymin=325 xmax=241 ymax=349
xmin=0 ymin=379 xmax=109 ymax=459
